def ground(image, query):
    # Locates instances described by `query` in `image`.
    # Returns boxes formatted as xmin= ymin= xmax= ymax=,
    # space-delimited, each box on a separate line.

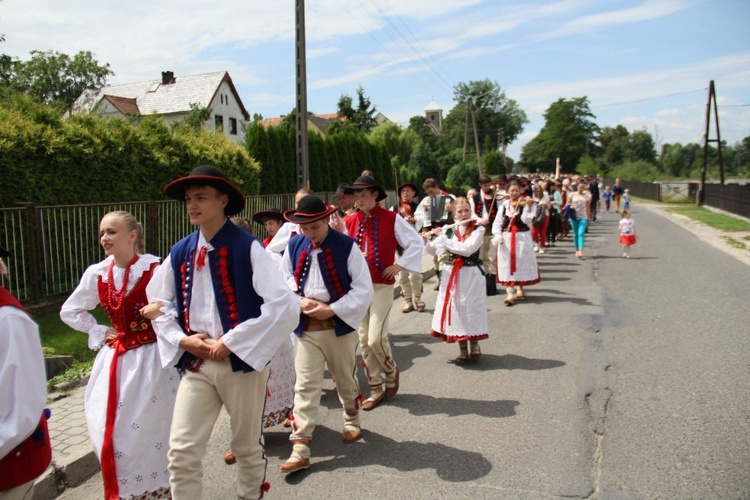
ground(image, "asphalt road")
xmin=56 ymin=204 xmax=750 ymax=499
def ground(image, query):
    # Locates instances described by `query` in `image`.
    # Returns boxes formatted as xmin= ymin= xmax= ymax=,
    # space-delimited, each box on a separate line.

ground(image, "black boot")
xmin=486 ymin=274 xmax=497 ymax=296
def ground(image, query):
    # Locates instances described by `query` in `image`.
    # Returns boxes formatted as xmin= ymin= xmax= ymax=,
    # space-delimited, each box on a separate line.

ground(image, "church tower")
xmin=424 ymin=100 xmax=443 ymax=134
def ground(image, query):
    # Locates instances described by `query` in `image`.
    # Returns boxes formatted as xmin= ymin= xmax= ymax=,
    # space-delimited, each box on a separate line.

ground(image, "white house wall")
xmin=206 ymin=81 xmax=247 ymax=144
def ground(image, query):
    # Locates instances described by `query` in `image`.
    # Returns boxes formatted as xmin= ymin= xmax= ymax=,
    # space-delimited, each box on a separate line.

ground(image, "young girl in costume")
xmin=492 ymin=182 xmax=542 ymax=306
xmin=619 ymin=209 xmax=637 ymax=259
xmin=60 ymin=211 xmax=178 ymax=500
xmin=424 ymin=197 xmax=488 ymax=364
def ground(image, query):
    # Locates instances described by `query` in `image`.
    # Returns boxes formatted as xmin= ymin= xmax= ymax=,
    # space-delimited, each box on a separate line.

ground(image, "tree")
xmin=442 ymin=79 xmax=527 ymax=159
xmin=628 ymin=128 xmax=657 ymax=163
xmin=409 ymin=142 xmax=441 ymax=183
xmin=5 ymin=50 xmax=113 ymax=110
xmin=175 ymin=103 xmax=212 ymax=133
xmin=520 ymin=97 xmax=600 ymax=173
xmin=327 ymin=85 xmax=377 ymax=135
xmin=598 ymin=125 xmax=629 ymax=166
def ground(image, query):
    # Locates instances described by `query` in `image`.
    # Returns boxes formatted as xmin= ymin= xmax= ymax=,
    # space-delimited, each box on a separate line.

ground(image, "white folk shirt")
xmin=147 ymin=231 xmax=300 ymax=371
xmin=0 ymin=304 xmax=46 ymax=459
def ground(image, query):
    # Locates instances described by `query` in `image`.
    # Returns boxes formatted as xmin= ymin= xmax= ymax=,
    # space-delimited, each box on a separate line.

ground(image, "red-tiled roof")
xmin=103 ymin=95 xmax=140 ymax=116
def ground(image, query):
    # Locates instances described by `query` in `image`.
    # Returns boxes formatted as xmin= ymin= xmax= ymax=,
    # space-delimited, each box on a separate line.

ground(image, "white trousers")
xmin=358 ymin=284 xmax=398 ymax=389
xmin=290 ymin=329 xmax=360 ymax=441
xmin=168 ymin=360 xmax=269 ymax=500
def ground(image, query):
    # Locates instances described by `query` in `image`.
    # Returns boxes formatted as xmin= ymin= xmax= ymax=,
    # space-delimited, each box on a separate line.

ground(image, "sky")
xmin=2 ymin=0 xmax=749 ymax=165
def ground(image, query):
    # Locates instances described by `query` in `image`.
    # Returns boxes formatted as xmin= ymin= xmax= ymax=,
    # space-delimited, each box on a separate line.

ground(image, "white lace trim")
xmin=96 ymin=254 xmax=161 ymax=283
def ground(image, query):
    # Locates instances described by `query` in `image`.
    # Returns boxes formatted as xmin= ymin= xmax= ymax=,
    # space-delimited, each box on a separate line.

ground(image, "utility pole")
xmin=295 ymin=0 xmax=309 ymax=189
xmin=697 ymin=80 xmax=725 ymax=206
xmin=469 ymin=98 xmax=482 ymax=175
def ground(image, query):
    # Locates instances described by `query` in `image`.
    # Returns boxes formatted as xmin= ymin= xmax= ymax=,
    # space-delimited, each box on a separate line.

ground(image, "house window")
xmin=215 ymin=115 xmax=224 ymax=132
xmin=229 ymin=117 xmax=237 ymax=135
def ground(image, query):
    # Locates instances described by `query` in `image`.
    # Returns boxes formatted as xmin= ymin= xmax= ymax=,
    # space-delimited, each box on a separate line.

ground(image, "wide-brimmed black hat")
xmin=284 ymin=195 xmax=338 ymax=224
xmin=252 ymin=207 xmax=285 ymax=225
xmin=397 ymin=182 xmax=420 ymax=196
xmin=334 ymin=183 xmax=353 ymax=198
xmin=163 ymin=165 xmax=246 ymax=216
xmin=0 ymin=245 xmax=10 ymax=259
xmin=348 ymin=175 xmax=387 ymax=202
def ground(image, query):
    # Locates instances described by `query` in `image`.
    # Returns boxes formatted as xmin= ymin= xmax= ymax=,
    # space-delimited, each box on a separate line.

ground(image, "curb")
xmin=33 ymin=447 xmax=100 ymax=500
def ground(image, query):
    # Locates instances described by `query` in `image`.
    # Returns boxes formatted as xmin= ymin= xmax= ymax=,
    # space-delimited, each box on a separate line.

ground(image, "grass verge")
xmin=664 ymin=205 xmax=750 ymax=232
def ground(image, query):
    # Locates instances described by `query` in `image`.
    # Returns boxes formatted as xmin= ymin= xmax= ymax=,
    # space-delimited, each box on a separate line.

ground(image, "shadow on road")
xmin=265 ymin=426 xmax=493 ymax=484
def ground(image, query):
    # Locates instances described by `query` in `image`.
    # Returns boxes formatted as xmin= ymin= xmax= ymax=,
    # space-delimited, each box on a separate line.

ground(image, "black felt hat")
xmin=0 ymin=245 xmax=10 ymax=259
xmin=252 ymin=208 xmax=285 ymax=225
xmin=397 ymin=182 xmax=420 ymax=196
xmin=163 ymin=165 xmax=246 ymax=216
xmin=348 ymin=175 xmax=387 ymax=202
xmin=284 ymin=195 xmax=337 ymax=224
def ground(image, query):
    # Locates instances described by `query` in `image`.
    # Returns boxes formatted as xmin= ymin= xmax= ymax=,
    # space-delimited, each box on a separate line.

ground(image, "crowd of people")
xmin=1 ymin=163 xmax=636 ymax=499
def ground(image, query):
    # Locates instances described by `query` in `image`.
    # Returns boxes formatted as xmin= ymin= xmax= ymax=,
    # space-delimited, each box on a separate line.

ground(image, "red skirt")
xmin=620 ymin=234 xmax=637 ymax=245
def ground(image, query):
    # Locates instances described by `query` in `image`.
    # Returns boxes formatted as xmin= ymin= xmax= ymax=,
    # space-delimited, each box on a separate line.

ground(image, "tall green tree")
xmin=442 ymin=79 xmax=527 ymax=159
xmin=521 ymin=97 xmax=600 ymax=173
xmin=627 ymin=128 xmax=657 ymax=163
xmin=328 ymin=85 xmax=378 ymax=135
xmin=4 ymin=50 xmax=113 ymax=110
xmin=598 ymin=125 xmax=629 ymax=166
xmin=409 ymin=142 xmax=441 ymax=183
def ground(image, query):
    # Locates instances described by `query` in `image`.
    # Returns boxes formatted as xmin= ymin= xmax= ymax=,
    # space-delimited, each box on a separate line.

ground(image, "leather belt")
xmin=304 ymin=317 xmax=335 ymax=332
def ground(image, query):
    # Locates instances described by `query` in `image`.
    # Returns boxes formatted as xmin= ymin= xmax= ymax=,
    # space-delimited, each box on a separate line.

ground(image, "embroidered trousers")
xmin=290 ymin=329 xmax=360 ymax=441
xmin=168 ymin=360 xmax=269 ymax=500
xmin=358 ymin=284 xmax=397 ymax=388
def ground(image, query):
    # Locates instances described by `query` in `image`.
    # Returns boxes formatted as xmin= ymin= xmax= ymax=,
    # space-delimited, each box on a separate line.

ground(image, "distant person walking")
xmin=567 ymin=182 xmax=591 ymax=259
xmin=612 ymin=179 xmax=624 ymax=212
xmin=619 ymin=209 xmax=637 ymax=259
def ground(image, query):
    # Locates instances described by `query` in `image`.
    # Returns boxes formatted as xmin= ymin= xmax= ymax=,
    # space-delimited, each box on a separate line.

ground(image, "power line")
xmin=594 ymin=88 xmax=706 ymax=109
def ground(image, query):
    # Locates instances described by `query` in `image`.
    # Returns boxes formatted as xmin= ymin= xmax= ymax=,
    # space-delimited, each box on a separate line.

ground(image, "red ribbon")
xmin=509 ymin=224 xmax=518 ymax=275
xmin=100 ymin=331 xmax=127 ymax=500
xmin=196 ymin=246 xmax=208 ymax=270
xmin=440 ymin=257 xmax=464 ymax=332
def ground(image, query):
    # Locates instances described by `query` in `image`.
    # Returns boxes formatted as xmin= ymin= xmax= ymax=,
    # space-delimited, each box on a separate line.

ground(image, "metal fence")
xmin=704 ymin=183 xmax=750 ymax=219
xmin=1 ymin=190 xmax=399 ymax=304
xmin=602 ymin=179 xmax=661 ymax=202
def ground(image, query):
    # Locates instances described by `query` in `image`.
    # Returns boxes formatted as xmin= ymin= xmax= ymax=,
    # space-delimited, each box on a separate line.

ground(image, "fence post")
xmin=146 ymin=200 xmax=159 ymax=255
xmin=19 ymin=202 xmax=44 ymax=303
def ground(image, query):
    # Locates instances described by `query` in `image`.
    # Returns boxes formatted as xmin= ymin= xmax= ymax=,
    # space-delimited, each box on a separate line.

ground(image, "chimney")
xmin=161 ymin=71 xmax=175 ymax=85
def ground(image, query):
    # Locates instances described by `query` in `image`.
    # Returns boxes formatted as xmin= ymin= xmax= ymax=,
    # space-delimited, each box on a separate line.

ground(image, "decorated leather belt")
xmin=304 ymin=317 xmax=335 ymax=332
xmin=105 ymin=331 xmax=157 ymax=351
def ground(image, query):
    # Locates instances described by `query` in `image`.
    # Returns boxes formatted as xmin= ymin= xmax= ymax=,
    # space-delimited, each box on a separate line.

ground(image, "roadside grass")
xmin=721 ymin=236 xmax=748 ymax=251
xmin=33 ymin=305 xmax=106 ymax=389
xmin=664 ymin=205 xmax=750 ymax=232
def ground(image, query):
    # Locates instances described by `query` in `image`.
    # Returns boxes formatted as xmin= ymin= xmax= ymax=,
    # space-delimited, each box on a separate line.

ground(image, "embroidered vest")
xmin=0 ymin=287 xmax=52 ymax=492
xmin=170 ymin=221 xmax=264 ymax=373
xmin=96 ymin=262 xmax=158 ymax=351
xmin=346 ymin=205 xmax=399 ymax=285
xmin=445 ymin=222 xmax=483 ymax=269
xmin=287 ymin=230 xmax=356 ymax=337
xmin=473 ymin=192 xmax=498 ymax=226
xmin=500 ymin=201 xmax=531 ymax=232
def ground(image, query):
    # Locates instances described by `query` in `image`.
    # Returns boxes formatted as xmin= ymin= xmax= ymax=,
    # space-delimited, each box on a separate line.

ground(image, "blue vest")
xmin=287 ymin=229 xmax=356 ymax=337
xmin=170 ymin=220 xmax=264 ymax=373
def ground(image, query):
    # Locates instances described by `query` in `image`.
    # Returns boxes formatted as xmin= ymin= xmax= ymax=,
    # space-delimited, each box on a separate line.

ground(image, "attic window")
xmin=148 ymin=82 xmax=160 ymax=92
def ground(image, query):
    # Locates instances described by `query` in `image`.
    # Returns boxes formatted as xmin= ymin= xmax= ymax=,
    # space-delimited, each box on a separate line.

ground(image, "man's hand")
xmin=445 ymin=201 xmax=454 ymax=213
xmin=208 ymin=337 xmax=232 ymax=361
xmin=478 ymin=217 xmax=489 ymax=227
xmin=179 ymin=333 xmax=212 ymax=359
xmin=382 ymin=264 xmax=403 ymax=281
xmin=302 ymin=300 xmax=334 ymax=320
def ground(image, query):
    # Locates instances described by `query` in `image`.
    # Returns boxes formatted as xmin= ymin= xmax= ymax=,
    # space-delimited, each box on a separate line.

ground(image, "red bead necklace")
xmin=107 ymin=254 xmax=139 ymax=312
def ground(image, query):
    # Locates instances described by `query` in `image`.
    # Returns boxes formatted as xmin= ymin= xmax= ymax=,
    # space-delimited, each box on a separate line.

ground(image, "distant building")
xmin=260 ymin=111 xmax=391 ymax=138
xmin=424 ymin=100 xmax=443 ymax=134
xmin=70 ymin=71 xmax=250 ymax=143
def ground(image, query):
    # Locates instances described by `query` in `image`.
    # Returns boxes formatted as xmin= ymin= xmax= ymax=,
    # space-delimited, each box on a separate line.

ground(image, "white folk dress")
xmin=60 ymin=255 xmax=178 ymax=499
xmin=492 ymin=200 xmax=541 ymax=287
xmin=426 ymin=223 xmax=489 ymax=342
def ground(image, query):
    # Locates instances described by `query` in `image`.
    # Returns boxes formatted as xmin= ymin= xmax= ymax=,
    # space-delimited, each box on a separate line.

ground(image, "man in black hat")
xmin=0 ymin=246 xmax=52 ymax=499
xmin=277 ymin=195 xmax=374 ymax=473
xmin=345 ymin=175 xmax=424 ymax=411
xmin=252 ymin=208 xmax=285 ymax=247
xmin=333 ymin=182 xmax=356 ymax=219
xmin=147 ymin=165 xmax=299 ymax=499
xmin=470 ymin=174 xmax=500 ymax=295
xmin=391 ymin=182 xmax=425 ymax=313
